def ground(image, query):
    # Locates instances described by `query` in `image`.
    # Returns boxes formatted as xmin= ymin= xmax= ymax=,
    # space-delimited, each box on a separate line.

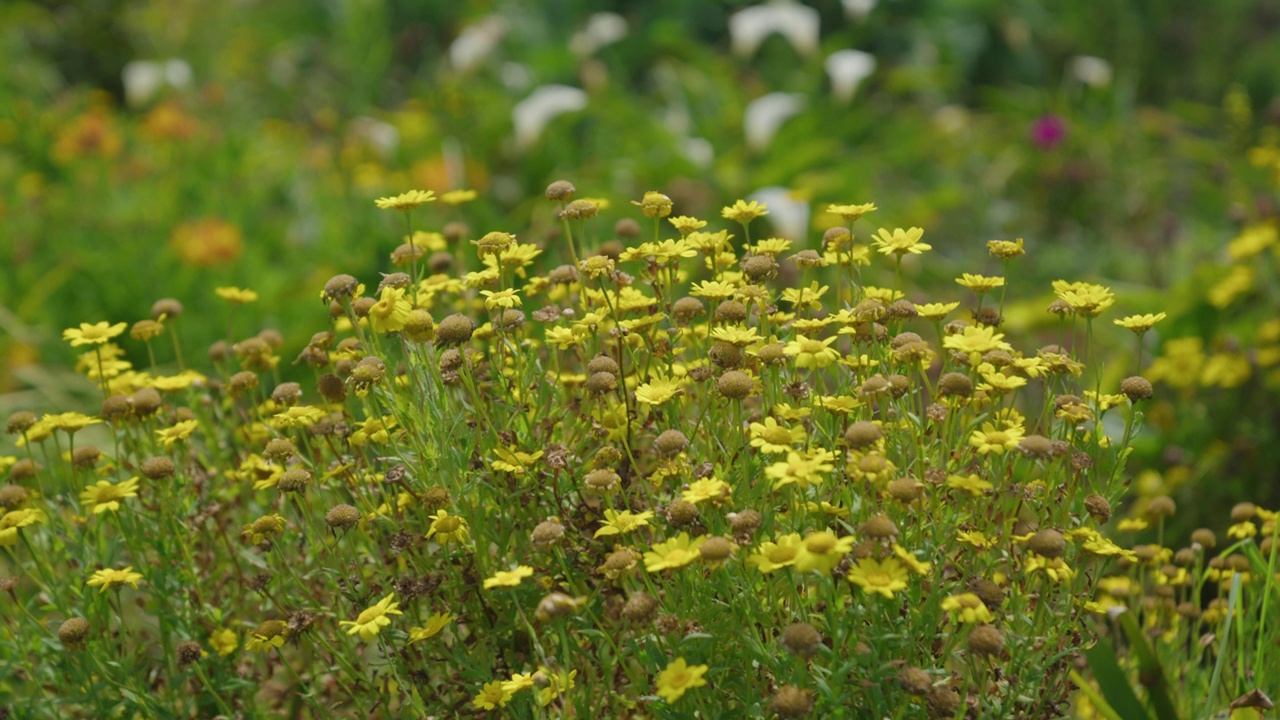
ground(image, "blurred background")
xmin=2 ymin=0 xmax=1279 ymax=535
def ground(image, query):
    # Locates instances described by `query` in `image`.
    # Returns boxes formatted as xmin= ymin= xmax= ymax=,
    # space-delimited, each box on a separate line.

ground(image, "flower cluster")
xmin=1 ymin=181 xmax=1238 ymax=718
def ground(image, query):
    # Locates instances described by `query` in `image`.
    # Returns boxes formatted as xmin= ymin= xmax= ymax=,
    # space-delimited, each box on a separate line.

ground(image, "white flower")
xmin=513 ymin=85 xmax=589 ymax=149
xmin=347 ymin=117 xmax=399 ymax=158
xmin=1069 ymin=56 xmax=1112 ymax=88
xmin=841 ymin=0 xmax=877 ymax=20
xmin=729 ymin=1 xmax=820 ymax=58
xmin=682 ymin=138 xmax=715 ymax=169
xmin=122 ymin=59 xmax=192 ymax=107
xmin=825 ymin=50 xmax=876 ymax=103
xmin=451 ymin=16 xmax=506 ymax=73
xmin=749 ymin=187 xmax=809 ymax=240
xmin=744 ymin=92 xmax=804 ymax=152
xmin=570 ymin=13 xmax=628 ymax=57
xmin=500 ymin=63 xmax=533 ymax=92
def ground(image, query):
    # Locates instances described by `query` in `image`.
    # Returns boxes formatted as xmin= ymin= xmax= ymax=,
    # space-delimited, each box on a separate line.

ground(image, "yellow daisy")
xmin=63 ymin=321 xmax=127 ymax=347
xmin=87 ymin=566 xmax=143 ymax=593
xmin=339 ymin=593 xmax=402 ymax=640
xmin=79 ymin=477 xmax=141 ymax=514
xmin=375 ymin=189 xmax=436 ymax=211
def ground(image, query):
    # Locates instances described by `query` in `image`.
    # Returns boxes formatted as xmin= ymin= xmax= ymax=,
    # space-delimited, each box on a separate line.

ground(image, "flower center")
xmin=805 ymin=533 xmax=836 ymax=554
xmin=762 ymin=426 xmax=793 ymax=445
xmin=768 ymin=546 xmax=798 ymax=563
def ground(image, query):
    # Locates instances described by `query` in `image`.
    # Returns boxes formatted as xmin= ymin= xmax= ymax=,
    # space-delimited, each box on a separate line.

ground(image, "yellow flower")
xmin=892 ymin=544 xmax=932 ymax=576
xmin=241 ymin=514 xmax=287 ymax=544
xmin=535 ymin=667 xmax=577 ymax=707
xmin=970 ymin=422 xmax=1025 ymax=454
xmin=915 ymin=301 xmax=960 ymax=320
xmin=0 ymin=508 xmax=46 ymax=546
xmin=594 ymin=509 xmax=655 ymax=538
xmin=350 ymin=416 xmax=398 ymax=446
xmin=807 ymin=500 xmax=850 ymax=518
xmin=45 ymin=412 xmax=101 ymax=433
xmin=645 ymin=533 xmax=705 ymax=572
xmin=156 ymin=419 xmax=200 ymax=449
xmin=1201 ymin=353 xmax=1251 ymax=388
xmin=955 ymin=273 xmax=1005 ymax=294
xmin=368 ymin=286 xmax=412 ymax=333
xmin=149 ymin=370 xmax=205 ymax=392
xmin=1227 ymin=223 xmax=1278 ymax=260
xmin=63 ymin=321 xmax=127 ymax=347
xmin=956 ymin=530 xmax=994 ymax=548
xmin=979 ymin=366 xmax=1027 ymax=393
xmin=209 ymin=628 xmax=238 ymax=656
xmin=943 ymin=325 xmax=1012 ymax=365
xmin=472 ymin=680 xmax=513 ymax=710
xmin=721 ymin=199 xmax=768 ymax=223
xmin=765 ymin=450 xmax=835 ymax=490
xmin=1025 ymin=554 xmax=1075 ymax=583
xmin=784 ymin=335 xmax=840 ymax=369
xmin=846 ymin=557 xmax=909 ymax=598
xmin=427 ymin=510 xmax=470 ymax=544
xmin=635 ymin=377 xmax=684 ymax=406
xmin=748 ymin=417 xmax=805 ymax=454
xmin=1114 ymin=312 xmax=1166 ymax=334
xmin=481 ymin=288 xmax=522 ymax=311
xmin=872 ymin=227 xmax=931 ymax=255
xmin=1053 ymin=280 xmax=1115 ymax=316
xmin=79 ymin=477 xmax=140 ymax=514
xmin=483 ymin=565 xmax=534 ymax=589
xmin=815 ymin=395 xmax=861 ymax=414
xmin=271 ymin=405 xmax=326 ymax=430
xmin=375 ymin=189 xmax=436 ymax=211
xmin=947 ymin=473 xmax=992 ymax=496
xmin=668 ymin=215 xmax=707 ymax=235
xmin=1116 ymin=518 xmax=1150 ymax=532
xmin=682 ymin=477 xmax=731 ymax=505
xmin=987 ymin=238 xmax=1025 ymax=259
xmin=747 ymin=533 xmax=803 ymax=573
xmin=752 ymin=237 xmax=794 ymax=257
xmin=794 ymin=531 xmax=855 ymax=574
xmin=632 ymin=191 xmax=673 ymax=218
xmin=690 ymin=280 xmax=738 ymax=301
xmin=245 ymin=620 xmax=288 ymax=653
xmin=87 ymin=566 xmax=143 ymax=593
xmin=503 ymin=672 xmax=536 ymax=695
xmin=490 ymin=447 xmax=544 ymax=475
xmin=340 ymin=593 xmax=402 ymax=640
xmin=826 ymin=202 xmax=877 ymax=221
xmin=655 ymin=657 xmax=709 ymax=703
xmin=1208 ymin=265 xmax=1254 ymax=308
xmin=941 ymin=593 xmax=995 ymax=623
xmin=709 ymin=325 xmax=762 ymax=346
xmin=545 ymin=326 xmax=583 ymax=350
xmin=780 ymin=281 xmax=828 ymax=310
xmin=408 ymin=612 xmax=454 ymax=644
xmin=214 ymin=286 xmax=258 ymax=304
xmin=440 ymin=189 xmax=477 ymax=205
xmin=1228 ymin=521 xmax=1258 ymax=540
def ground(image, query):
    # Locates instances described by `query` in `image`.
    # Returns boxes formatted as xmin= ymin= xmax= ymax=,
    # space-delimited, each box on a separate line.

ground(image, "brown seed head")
xmin=780 ymin=622 xmax=823 ymax=657
xmin=325 ymin=504 xmax=360 ymax=530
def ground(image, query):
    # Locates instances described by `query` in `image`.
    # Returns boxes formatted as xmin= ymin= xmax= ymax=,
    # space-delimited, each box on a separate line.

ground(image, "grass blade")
xmin=1115 ymin=610 xmax=1180 ymax=720
xmin=1071 ymin=670 xmax=1129 ymax=720
xmin=1085 ymin=635 xmax=1151 ymax=720
xmin=1204 ymin=572 xmax=1243 ymax=718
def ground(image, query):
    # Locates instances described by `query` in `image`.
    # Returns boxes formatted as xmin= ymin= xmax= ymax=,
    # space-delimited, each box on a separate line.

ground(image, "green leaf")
xmin=1085 ymin=636 xmax=1151 ymax=720
xmin=1205 ymin=573 xmax=1243 ymax=717
xmin=1116 ymin=610 xmax=1181 ymax=720
xmin=1070 ymin=670 xmax=1128 ymax=720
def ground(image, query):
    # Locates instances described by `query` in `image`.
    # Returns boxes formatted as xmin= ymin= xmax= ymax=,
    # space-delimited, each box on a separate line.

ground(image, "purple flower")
xmin=1030 ymin=115 xmax=1067 ymax=150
